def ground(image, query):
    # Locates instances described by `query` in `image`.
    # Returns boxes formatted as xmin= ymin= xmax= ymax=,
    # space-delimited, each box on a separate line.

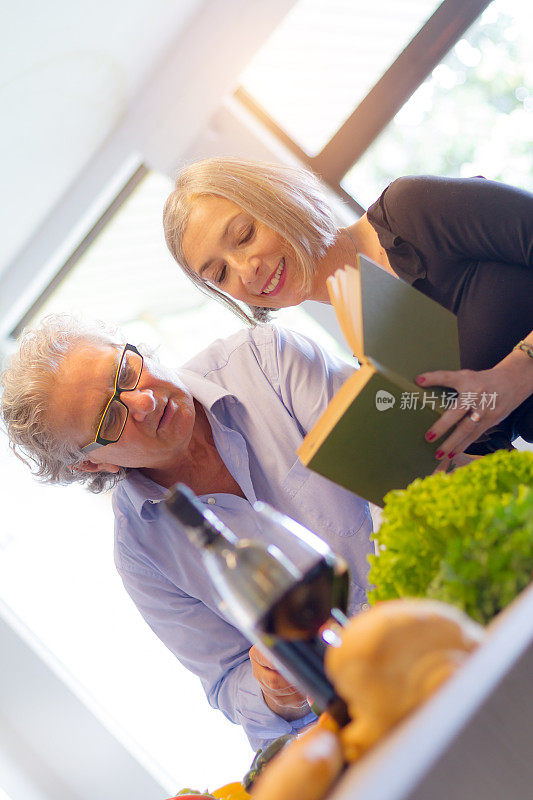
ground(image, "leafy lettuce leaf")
xmin=368 ymin=451 xmax=533 ymax=623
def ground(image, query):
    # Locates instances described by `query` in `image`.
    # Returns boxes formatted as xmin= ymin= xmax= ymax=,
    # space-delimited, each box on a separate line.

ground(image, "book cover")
xmin=298 ymin=256 xmax=460 ymax=507
xmin=357 ymin=255 xmax=460 ymax=377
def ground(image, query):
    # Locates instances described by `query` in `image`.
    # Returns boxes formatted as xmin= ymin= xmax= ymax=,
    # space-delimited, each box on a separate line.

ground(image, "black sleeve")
xmin=371 ymin=175 xmax=533 ymax=269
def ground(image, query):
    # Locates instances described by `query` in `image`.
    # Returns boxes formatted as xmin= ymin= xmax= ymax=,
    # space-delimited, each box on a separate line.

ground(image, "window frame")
xmin=234 ymin=0 xmax=493 ymax=211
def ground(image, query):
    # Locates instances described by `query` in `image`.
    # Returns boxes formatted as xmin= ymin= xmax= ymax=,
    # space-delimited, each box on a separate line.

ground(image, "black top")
xmin=367 ymin=175 xmax=533 ymax=453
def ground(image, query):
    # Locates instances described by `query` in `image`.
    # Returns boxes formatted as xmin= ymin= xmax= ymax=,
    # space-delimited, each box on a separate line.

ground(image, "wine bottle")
xmin=164 ymin=483 xmax=349 ymax=724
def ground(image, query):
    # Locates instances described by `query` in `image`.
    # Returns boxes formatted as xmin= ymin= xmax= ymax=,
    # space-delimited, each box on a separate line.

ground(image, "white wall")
xmin=0 ymin=604 xmax=168 ymax=800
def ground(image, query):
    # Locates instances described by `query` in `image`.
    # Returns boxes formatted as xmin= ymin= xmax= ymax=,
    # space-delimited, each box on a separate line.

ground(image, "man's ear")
xmin=72 ymin=460 xmax=121 ymax=475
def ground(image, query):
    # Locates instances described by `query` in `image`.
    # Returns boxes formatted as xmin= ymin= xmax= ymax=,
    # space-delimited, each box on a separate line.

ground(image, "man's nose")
xmin=120 ymin=387 xmax=156 ymax=421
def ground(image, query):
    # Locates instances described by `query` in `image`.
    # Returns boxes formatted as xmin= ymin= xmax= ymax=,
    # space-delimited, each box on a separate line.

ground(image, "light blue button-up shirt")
xmin=113 ymin=324 xmax=373 ymax=750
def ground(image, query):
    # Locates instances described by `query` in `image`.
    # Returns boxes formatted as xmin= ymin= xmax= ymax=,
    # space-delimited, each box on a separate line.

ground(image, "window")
xmin=343 ymin=0 xmax=533 ymax=206
xmin=240 ymin=0 xmax=443 ymax=156
xmin=236 ymin=0 xmax=531 ymax=212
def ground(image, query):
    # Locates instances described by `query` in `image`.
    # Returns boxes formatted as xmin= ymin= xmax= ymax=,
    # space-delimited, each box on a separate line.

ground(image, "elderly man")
xmin=1 ymin=314 xmax=372 ymax=749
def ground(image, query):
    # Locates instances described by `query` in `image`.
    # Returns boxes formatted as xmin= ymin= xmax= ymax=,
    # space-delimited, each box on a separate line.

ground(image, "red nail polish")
xmin=416 ymin=375 xmax=426 ymax=384
xmin=448 ymin=451 xmax=455 ymax=459
xmin=435 ymin=450 xmax=444 ymax=459
xmin=426 ymin=431 xmax=436 ymax=441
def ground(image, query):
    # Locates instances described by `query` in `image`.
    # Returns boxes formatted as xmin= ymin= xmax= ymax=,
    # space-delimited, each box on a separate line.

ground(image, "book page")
xmin=326 ymin=271 xmax=357 ymax=353
xmin=342 ymin=264 xmax=363 ymax=358
xmin=326 ymin=266 xmax=364 ymax=361
xmin=327 ymin=265 xmax=364 ymax=359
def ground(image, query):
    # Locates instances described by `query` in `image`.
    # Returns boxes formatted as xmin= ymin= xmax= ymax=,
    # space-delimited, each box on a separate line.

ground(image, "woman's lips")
xmin=261 ymin=259 xmax=287 ymax=298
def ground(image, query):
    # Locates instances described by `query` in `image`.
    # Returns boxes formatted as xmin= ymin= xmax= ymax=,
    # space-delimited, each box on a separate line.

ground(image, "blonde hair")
xmin=163 ymin=157 xmax=338 ymax=323
xmin=0 ymin=314 xmax=128 ymax=493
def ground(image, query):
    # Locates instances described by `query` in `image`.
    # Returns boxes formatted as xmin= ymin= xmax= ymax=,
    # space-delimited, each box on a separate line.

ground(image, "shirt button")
xmin=207 ymin=497 xmax=216 ymax=505
xmin=361 ymin=603 xmax=369 ymax=611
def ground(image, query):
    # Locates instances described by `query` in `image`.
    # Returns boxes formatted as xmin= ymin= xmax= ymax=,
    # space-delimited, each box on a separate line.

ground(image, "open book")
xmin=297 ymin=255 xmax=461 ymax=507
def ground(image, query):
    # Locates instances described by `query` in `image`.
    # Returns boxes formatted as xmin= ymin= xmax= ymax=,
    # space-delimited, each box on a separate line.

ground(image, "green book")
xmin=298 ymin=255 xmax=460 ymax=507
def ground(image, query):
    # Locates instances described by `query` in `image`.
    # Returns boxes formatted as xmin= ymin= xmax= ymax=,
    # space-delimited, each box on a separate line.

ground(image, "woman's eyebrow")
xmin=198 ymin=213 xmax=240 ymax=276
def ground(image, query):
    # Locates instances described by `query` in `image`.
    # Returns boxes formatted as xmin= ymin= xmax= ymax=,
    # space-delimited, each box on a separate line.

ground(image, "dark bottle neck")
xmin=165 ymin=483 xmax=237 ymax=547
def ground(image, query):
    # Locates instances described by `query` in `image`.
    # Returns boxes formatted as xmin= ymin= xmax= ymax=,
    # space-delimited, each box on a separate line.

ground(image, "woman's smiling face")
xmin=181 ymin=195 xmax=310 ymax=309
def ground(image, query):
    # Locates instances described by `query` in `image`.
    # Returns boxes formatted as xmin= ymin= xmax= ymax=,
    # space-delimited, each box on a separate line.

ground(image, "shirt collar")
xmin=179 ymin=367 xmax=237 ymax=410
xmin=120 ymin=468 xmax=169 ymax=519
xmin=118 ymin=369 xmax=237 ymax=520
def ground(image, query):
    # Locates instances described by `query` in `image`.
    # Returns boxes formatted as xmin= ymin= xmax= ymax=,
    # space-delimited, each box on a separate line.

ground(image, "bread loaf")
xmin=251 ymin=725 xmax=343 ymax=800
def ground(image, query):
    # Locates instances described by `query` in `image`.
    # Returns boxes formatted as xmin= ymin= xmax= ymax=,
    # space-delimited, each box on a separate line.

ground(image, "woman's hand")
xmin=249 ymin=645 xmax=310 ymax=721
xmin=432 ymin=452 xmax=477 ymax=474
xmin=417 ymin=343 xmax=533 ymax=460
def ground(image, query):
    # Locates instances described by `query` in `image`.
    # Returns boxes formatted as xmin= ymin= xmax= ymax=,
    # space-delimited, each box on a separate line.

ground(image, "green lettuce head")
xmin=368 ymin=450 xmax=533 ymax=624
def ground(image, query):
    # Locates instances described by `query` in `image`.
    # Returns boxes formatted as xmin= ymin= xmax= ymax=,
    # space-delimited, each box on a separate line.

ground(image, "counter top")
xmin=329 ymin=582 xmax=533 ymax=800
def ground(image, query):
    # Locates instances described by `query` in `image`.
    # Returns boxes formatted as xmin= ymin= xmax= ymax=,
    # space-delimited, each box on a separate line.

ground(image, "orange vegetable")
xmin=212 ymin=782 xmax=250 ymax=799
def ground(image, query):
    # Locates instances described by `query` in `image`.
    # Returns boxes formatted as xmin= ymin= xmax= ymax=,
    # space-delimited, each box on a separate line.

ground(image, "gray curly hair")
xmin=0 ymin=314 xmax=129 ymax=493
xmin=163 ymin=157 xmax=338 ymax=323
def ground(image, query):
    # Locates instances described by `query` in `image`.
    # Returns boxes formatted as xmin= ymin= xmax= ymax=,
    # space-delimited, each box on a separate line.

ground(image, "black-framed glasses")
xmin=81 ymin=344 xmax=143 ymax=454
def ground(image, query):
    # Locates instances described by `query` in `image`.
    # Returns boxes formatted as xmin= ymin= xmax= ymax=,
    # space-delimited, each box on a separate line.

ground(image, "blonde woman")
xmin=164 ymin=157 xmax=533 ymax=460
